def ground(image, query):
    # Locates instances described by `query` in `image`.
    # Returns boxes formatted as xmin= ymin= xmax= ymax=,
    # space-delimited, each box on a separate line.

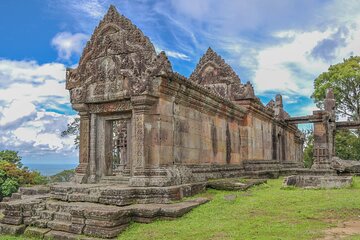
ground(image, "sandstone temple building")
xmin=66 ymin=6 xmax=304 ymax=187
xmin=5 ymin=5 xmax=359 ymax=239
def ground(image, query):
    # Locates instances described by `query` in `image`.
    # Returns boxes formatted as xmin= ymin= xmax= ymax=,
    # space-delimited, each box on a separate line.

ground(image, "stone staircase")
xmin=243 ymin=160 xmax=281 ymax=179
xmin=280 ymin=168 xmax=337 ymax=176
xmin=0 ymin=182 xmax=208 ymax=239
xmin=99 ymin=175 xmax=130 ymax=184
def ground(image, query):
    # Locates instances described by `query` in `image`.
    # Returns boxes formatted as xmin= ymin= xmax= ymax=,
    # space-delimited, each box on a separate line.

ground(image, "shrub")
xmin=0 ymin=160 xmax=48 ymax=200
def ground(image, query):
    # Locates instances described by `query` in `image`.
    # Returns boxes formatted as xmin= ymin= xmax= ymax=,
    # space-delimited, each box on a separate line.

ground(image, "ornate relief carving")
xmin=230 ymin=81 xmax=256 ymax=100
xmin=135 ymin=114 xmax=145 ymax=167
xmin=190 ymin=48 xmax=240 ymax=85
xmin=65 ymin=5 xmax=173 ymax=104
xmin=89 ymin=101 xmax=132 ymax=113
xmin=190 ymin=47 xmax=256 ymax=100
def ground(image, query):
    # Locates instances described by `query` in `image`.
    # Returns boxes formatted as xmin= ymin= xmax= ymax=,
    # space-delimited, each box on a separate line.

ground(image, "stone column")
xmin=129 ymin=95 xmax=158 ymax=186
xmin=88 ymin=113 xmax=98 ymax=183
xmin=72 ymin=104 xmax=90 ymax=183
xmin=312 ymin=89 xmax=336 ymax=170
xmin=312 ymin=112 xmax=334 ymax=169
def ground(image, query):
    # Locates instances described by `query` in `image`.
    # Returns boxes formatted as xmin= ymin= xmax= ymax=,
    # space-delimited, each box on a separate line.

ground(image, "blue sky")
xmin=0 ymin=0 xmax=360 ymax=165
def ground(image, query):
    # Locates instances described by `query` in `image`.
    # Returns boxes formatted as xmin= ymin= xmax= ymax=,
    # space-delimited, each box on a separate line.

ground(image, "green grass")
xmin=2 ymin=178 xmax=360 ymax=240
xmin=119 ymin=177 xmax=360 ymax=240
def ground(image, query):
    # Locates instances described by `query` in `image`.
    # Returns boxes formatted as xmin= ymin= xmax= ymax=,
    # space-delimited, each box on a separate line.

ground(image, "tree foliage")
xmin=335 ymin=130 xmax=360 ymax=160
xmin=0 ymin=160 xmax=47 ymax=200
xmin=0 ymin=150 xmax=47 ymax=200
xmin=61 ymin=117 xmax=80 ymax=148
xmin=302 ymin=129 xmax=314 ymax=168
xmin=312 ymin=56 xmax=360 ymax=121
xmin=310 ymin=56 xmax=360 ymax=161
xmin=303 ymin=129 xmax=360 ymax=167
xmin=0 ymin=150 xmax=22 ymax=168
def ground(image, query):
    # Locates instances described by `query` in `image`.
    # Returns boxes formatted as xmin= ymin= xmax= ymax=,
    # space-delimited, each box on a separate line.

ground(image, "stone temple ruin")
xmin=1 ymin=5 xmax=358 ymax=239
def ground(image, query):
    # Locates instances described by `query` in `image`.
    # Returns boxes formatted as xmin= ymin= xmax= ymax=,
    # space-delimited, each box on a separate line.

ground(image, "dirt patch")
xmin=321 ymin=219 xmax=360 ymax=239
xmin=209 ymin=232 xmax=230 ymax=240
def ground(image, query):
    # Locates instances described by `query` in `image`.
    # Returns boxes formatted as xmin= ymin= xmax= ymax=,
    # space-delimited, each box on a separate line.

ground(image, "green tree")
xmin=312 ymin=56 xmax=360 ymax=121
xmin=335 ymin=130 xmax=360 ymax=160
xmin=312 ymin=56 xmax=360 ymax=161
xmin=0 ymin=150 xmax=48 ymax=200
xmin=61 ymin=117 xmax=80 ymax=148
xmin=302 ymin=129 xmax=314 ymax=168
xmin=0 ymin=150 xmax=22 ymax=168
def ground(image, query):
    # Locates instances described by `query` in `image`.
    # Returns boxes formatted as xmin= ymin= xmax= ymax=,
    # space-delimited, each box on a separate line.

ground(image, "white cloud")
xmin=0 ymin=60 xmax=65 ymax=85
xmin=155 ymin=46 xmax=191 ymax=61
xmin=298 ymin=103 xmax=318 ymax=116
xmin=51 ymin=32 xmax=89 ymax=60
xmin=0 ymin=59 xmax=77 ymax=160
xmin=252 ymin=21 xmax=360 ymax=97
xmin=71 ymin=0 xmax=106 ymax=19
xmin=166 ymin=50 xmax=191 ymax=61
xmin=0 ymin=100 xmax=36 ymax=126
xmin=253 ymin=30 xmax=331 ymax=96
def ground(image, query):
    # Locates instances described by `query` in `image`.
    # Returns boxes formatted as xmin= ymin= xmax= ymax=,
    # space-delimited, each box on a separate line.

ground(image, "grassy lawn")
xmin=120 ymin=177 xmax=360 ymax=240
xmin=1 ymin=177 xmax=360 ymax=240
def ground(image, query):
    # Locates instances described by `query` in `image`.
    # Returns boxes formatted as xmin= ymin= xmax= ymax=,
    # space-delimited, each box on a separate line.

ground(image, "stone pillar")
xmin=312 ymin=89 xmax=336 ymax=170
xmin=72 ymin=104 xmax=90 ymax=183
xmin=88 ymin=113 xmax=98 ymax=183
xmin=129 ymin=95 xmax=158 ymax=186
xmin=312 ymin=112 xmax=335 ymax=169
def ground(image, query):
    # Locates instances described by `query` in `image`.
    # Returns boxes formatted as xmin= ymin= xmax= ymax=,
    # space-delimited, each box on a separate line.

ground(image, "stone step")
xmin=47 ymin=220 xmax=83 ymax=234
xmin=1 ymin=196 xmax=209 ymax=239
xmin=246 ymin=170 xmax=280 ymax=179
xmin=50 ymin=182 xmax=206 ymax=206
xmin=99 ymin=176 xmax=130 ymax=184
xmin=11 ymin=193 xmax=22 ymax=200
xmin=19 ymin=185 xmax=50 ymax=195
xmin=0 ymin=223 xmax=26 ymax=235
xmin=53 ymin=212 xmax=72 ymax=222
xmin=68 ymin=193 xmax=100 ymax=203
xmin=44 ymin=230 xmax=110 ymax=240
xmin=281 ymin=162 xmax=303 ymax=169
xmin=38 ymin=210 xmax=55 ymax=220
xmin=279 ymin=168 xmax=337 ymax=176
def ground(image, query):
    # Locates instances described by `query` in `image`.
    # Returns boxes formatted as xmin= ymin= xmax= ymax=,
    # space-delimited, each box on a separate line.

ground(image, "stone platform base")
xmin=0 ymin=197 xmax=208 ymax=239
xmin=0 ymin=182 xmax=208 ymax=239
xmin=50 ymin=182 xmax=206 ymax=206
xmin=283 ymin=175 xmax=353 ymax=189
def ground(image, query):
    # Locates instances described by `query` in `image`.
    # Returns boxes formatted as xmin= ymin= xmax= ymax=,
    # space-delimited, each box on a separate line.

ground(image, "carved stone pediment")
xmin=189 ymin=48 xmax=256 ymax=101
xmin=66 ymin=5 xmax=172 ymax=104
xmin=190 ymin=47 xmax=240 ymax=86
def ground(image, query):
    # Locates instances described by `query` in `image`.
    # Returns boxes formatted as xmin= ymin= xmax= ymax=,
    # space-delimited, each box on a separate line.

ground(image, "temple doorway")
xmin=104 ymin=117 xmax=131 ymax=177
xmin=111 ymin=119 xmax=129 ymax=174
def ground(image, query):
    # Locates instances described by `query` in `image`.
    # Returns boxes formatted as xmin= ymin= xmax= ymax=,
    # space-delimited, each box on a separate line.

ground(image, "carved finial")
xmin=206 ymin=47 xmax=214 ymax=54
xmin=103 ymin=5 xmax=120 ymax=22
xmin=266 ymin=99 xmax=275 ymax=108
xmin=275 ymin=94 xmax=283 ymax=107
xmin=324 ymin=88 xmax=336 ymax=113
xmin=148 ymin=51 xmax=173 ymax=76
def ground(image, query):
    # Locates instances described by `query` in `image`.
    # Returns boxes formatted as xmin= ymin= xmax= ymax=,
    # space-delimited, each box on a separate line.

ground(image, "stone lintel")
xmin=336 ymin=121 xmax=360 ymax=130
